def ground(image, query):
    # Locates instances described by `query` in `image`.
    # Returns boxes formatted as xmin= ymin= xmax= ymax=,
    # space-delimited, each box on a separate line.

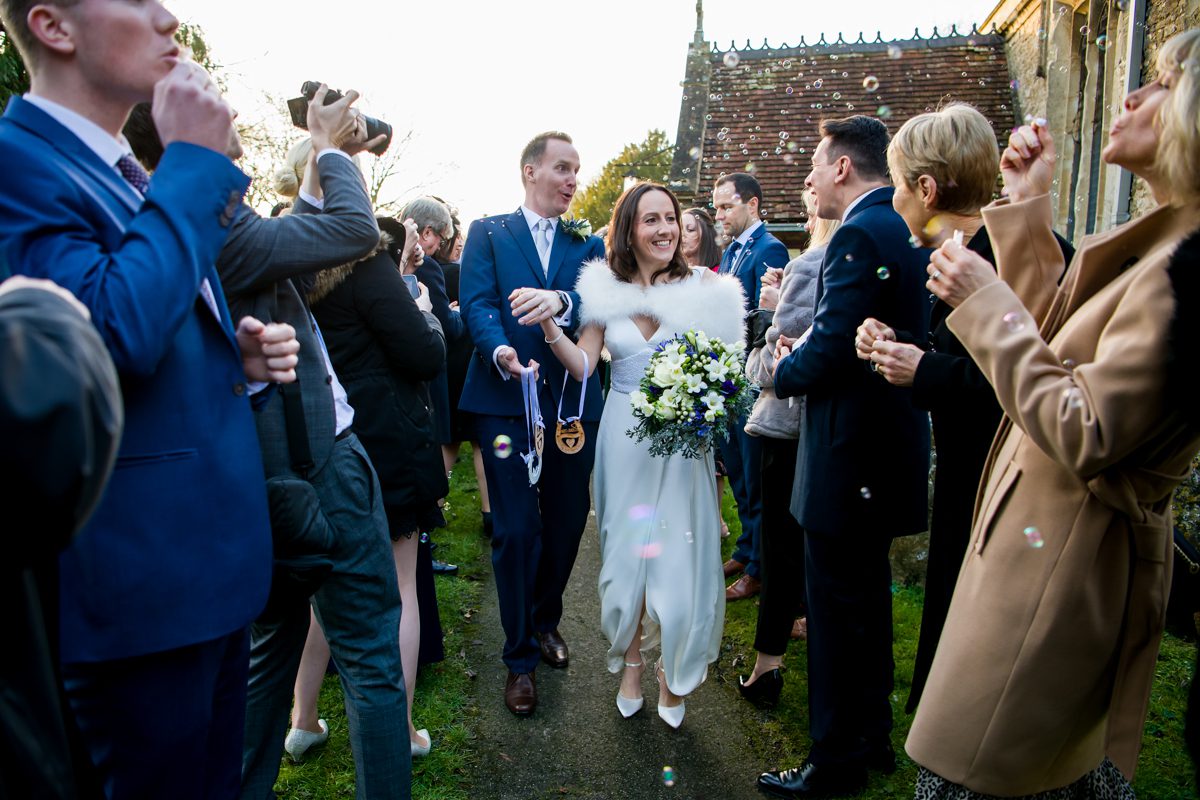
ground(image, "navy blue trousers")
xmin=476 ymin=412 xmax=597 ymax=673
xmin=723 ymin=417 xmax=763 ymax=578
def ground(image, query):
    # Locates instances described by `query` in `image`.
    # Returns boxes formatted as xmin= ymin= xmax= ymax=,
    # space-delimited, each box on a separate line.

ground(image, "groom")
xmin=459 ymin=131 xmax=605 ymax=716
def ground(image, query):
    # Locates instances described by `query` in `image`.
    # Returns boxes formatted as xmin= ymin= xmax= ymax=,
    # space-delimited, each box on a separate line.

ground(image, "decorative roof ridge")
xmin=709 ymin=23 xmax=1002 ymax=56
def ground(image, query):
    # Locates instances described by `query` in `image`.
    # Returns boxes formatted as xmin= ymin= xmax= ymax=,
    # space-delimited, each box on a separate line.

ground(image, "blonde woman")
xmin=906 ymin=29 xmax=1200 ymax=797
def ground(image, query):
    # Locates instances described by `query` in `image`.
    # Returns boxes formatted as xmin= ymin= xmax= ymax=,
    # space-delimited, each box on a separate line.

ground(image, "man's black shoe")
xmin=756 ymin=759 xmax=866 ymax=798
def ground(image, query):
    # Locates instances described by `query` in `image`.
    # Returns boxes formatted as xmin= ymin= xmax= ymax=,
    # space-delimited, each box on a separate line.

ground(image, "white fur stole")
xmin=574 ymin=259 xmax=747 ymax=347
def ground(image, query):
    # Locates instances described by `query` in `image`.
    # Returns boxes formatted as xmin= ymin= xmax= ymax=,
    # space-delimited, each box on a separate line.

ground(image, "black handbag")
xmin=1168 ymin=526 xmax=1200 ymax=635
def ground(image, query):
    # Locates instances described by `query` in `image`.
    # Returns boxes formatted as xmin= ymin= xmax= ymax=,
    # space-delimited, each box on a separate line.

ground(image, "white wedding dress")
xmin=575 ymin=260 xmax=746 ymax=695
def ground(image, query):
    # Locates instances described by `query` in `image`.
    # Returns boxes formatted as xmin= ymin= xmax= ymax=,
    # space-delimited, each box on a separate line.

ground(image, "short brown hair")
xmin=520 ymin=131 xmax=572 ymax=183
xmin=0 ymin=0 xmax=78 ymax=67
xmin=605 ymin=182 xmax=690 ymax=285
xmin=819 ymin=115 xmax=890 ymax=181
xmin=714 ymin=172 xmax=763 ymax=208
xmin=887 ymin=103 xmax=998 ymax=215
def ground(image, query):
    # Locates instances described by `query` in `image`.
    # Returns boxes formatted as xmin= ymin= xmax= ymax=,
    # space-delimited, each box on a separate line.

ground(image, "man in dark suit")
xmin=0 ymin=1 xmax=296 ymax=795
xmin=459 ymin=131 xmax=605 ymax=715
xmin=713 ymin=172 xmax=791 ymax=602
xmin=760 ymin=116 xmax=931 ymax=798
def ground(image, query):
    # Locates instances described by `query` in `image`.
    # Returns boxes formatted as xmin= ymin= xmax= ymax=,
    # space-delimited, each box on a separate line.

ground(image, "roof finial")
xmin=694 ymin=0 xmax=704 ymax=44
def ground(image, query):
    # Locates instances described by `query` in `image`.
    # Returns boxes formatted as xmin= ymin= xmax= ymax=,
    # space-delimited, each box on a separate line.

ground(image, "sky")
xmin=169 ymin=0 xmax=1001 ymax=223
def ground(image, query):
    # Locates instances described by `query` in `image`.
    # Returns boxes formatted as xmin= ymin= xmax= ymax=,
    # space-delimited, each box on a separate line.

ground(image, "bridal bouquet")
xmin=627 ymin=330 xmax=755 ymax=459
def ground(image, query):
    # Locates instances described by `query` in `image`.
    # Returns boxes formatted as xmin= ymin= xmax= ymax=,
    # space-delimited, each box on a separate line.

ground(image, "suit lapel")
xmin=504 ymin=208 xmax=548 ymax=287
xmin=6 ymin=97 xmax=141 ymax=218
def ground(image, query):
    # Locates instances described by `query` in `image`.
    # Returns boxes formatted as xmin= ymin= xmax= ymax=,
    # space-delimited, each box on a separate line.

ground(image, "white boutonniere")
xmin=562 ymin=217 xmax=592 ymax=241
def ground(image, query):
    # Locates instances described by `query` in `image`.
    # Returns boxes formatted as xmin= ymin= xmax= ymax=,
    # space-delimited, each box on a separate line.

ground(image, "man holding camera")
xmin=0 ymin=1 xmax=297 ymax=796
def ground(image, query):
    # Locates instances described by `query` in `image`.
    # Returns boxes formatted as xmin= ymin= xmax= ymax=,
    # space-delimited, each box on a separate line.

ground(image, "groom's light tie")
xmin=534 ymin=217 xmax=554 ymax=275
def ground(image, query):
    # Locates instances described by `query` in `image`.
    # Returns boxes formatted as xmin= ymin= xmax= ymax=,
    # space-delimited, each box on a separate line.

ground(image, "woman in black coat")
xmin=308 ymin=220 xmax=447 ymax=757
xmin=854 ymin=104 xmax=1072 ymax=712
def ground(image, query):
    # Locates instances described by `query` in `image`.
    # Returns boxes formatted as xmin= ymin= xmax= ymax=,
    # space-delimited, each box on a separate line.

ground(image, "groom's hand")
xmin=509 ymin=288 xmax=564 ymax=325
xmin=496 ymin=346 xmax=525 ymax=379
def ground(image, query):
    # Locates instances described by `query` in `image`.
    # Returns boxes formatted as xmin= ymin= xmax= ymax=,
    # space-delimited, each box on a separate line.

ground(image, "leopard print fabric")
xmin=914 ymin=759 xmax=1134 ymax=800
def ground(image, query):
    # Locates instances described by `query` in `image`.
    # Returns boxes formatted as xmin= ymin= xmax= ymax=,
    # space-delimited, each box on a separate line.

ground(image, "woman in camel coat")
xmin=906 ymin=29 xmax=1200 ymax=798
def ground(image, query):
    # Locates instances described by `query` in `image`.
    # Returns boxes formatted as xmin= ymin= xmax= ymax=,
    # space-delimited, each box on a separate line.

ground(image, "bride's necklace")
xmin=554 ymin=351 xmax=587 ymax=454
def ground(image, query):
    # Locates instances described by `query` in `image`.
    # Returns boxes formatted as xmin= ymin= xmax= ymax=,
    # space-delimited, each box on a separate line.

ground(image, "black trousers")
xmin=753 ymin=436 xmax=807 ymax=656
xmin=804 ymin=528 xmax=895 ymax=766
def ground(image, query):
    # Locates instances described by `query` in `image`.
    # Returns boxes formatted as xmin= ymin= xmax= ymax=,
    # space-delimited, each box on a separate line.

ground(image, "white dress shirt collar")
xmin=520 ymin=205 xmax=560 ymax=232
xmin=841 ymin=186 xmax=889 ymax=222
xmin=24 ymin=94 xmax=133 ymax=170
xmin=733 ymin=219 xmax=763 ymax=246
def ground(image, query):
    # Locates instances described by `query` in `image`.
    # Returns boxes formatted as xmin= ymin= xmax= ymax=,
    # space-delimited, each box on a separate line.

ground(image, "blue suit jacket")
xmin=458 ymin=209 xmax=605 ymax=420
xmin=720 ymin=222 xmax=791 ymax=310
xmin=0 ymin=96 xmax=272 ymax=663
xmin=774 ymin=188 xmax=932 ymax=536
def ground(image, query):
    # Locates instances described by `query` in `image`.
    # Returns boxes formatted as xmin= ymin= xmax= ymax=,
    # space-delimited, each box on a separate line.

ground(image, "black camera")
xmin=286 ymin=81 xmax=392 ymax=156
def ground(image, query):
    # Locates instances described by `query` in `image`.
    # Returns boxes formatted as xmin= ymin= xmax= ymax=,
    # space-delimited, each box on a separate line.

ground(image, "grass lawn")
xmin=270 ymin=448 xmax=1198 ymax=798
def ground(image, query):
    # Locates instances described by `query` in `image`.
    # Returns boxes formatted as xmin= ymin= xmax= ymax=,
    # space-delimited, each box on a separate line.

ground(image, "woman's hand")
xmin=415 ymin=283 xmax=432 ymax=313
xmin=869 ymin=340 xmax=922 ymax=387
xmin=509 ymin=287 xmax=564 ymax=325
xmin=760 ymin=283 xmax=780 ymax=311
xmin=927 ymin=241 xmax=999 ymax=308
xmin=772 ymin=333 xmax=797 ymax=380
xmin=855 ymin=317 xmax=894 ymax=360
xmin=1000 ymin=120 xmax=1056 ymax=203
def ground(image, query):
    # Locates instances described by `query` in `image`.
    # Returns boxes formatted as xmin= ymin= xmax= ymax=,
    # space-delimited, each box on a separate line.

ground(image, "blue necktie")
xmin=117 ymin=154 xmax=151 ymax=195
xmin=721 ymin=240 xmax=742 ymax=274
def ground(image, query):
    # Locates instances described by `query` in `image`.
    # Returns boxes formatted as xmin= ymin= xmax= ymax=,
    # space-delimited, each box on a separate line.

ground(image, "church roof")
xmin=670 ymin=26 xmax=1017 ymax=229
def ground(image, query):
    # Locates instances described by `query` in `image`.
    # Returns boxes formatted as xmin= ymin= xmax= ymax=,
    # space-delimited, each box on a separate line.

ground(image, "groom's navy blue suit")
xmin=774 ymin=187 xmax=930 ymax=768
xmin=460 ymin=210 xmax=604 ymax=673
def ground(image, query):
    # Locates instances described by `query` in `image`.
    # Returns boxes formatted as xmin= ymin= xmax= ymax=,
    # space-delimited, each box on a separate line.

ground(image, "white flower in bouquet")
xmin=705 ymin=359 xmax=728 ymax=383
xmin=704 ymin=391 xmax=725 ymax=412
xmin=684 ymin=373 xmax=706 ymax=393
xmin=652 ymin=361 xmax=679 ymax=388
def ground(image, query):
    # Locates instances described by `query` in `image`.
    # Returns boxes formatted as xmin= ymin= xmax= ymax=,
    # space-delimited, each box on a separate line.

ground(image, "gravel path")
xmin=464 ymin=511 xmax=768 ymax=800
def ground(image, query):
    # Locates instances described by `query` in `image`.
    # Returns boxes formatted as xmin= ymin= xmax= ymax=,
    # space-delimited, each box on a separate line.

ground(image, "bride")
xmin=524 ymin=182 xmax=745 ymax=727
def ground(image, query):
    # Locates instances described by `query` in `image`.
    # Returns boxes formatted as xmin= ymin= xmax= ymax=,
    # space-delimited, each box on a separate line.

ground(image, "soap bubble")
xmin=1002 ymin=311 xmax=1025 ymax=333
xmin=786 ymin=85 xmax=794 ymax=95
xmin=1062 ymin=387 xmax=1085 ymax=410
xmin=629 ymin=504 xmax=654 ymax=522
xmin=1097 ymin=34 xmax=1109 ymax=51
xmin=662 ymin=766 xmax=676 ymax=787
xmin=723 ymin=51 xmax=740 ymax=68
xmin=832 ymin=92 xmax=842 ymax=100
xmin=863 ymin=75 xmax=880 ymax=92
xmin=1023 ymin=526 xmax=1045 ymax=548
xmin=908 ymin=234 xmax=921 ymax=248
xmin=688 ymin=146 xmax=701 ymax=159
xmin=813 ymin=78 xmax=823 ymax=89
xmin=887 ymin=44 xmax=902 ymax=59
xmin=876 ymin=266 xmax=891 ymax=280
xmin=419 ymin=532 xmax=429 ymax=544
xmin=493 ymin=435 xmax=513 ymax=459
xmin=877 ymin=104 xmax=893 ymax=119
xmin=638 ymin=542 xmax=664 ymax=559
xmin=859 ymin=486 xmax=873 ymax=500
xmin=1062 ymin=358 xmax=1078 ymax=370
xmin=844 ymin=253 xmax=854 ymax=262
xmin=684 ymin=530 xmax=694 ymax=544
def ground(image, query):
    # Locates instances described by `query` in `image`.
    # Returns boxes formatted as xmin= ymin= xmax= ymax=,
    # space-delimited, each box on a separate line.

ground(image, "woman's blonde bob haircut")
xmin=1155 ymin=29 xmax=1200 ymax=204
xmin=886 ymin=102 xmax=999 ymax=215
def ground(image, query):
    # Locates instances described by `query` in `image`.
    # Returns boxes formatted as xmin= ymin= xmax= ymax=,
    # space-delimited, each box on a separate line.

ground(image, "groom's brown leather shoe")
xmin=504 ymin=671 xmax=537 ymax=716
xmin=537 ymin=629 xmax=569 ymax=668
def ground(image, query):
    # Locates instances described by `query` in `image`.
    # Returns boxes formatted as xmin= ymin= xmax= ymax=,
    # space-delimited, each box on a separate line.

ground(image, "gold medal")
xmin=555 ymin=420 xmax=585 ymax=454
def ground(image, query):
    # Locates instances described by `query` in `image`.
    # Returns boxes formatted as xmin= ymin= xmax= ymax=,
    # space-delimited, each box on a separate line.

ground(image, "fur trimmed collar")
xmin=574 ymin=258 xmax=747 ymax=346
xmin=307 ymin=232 xmax=393 ymax=306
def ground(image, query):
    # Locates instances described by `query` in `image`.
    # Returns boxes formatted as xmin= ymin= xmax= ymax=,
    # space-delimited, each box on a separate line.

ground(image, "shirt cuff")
xmin=298 ymin=189 xmax=324 ymax=210
xmin=553 ymin=292 xmax=572 ymax=326
xmin=492 ymin=345 xmax=512 ymax=381
xmin=316 ymin=148 xmax=354 ymax=164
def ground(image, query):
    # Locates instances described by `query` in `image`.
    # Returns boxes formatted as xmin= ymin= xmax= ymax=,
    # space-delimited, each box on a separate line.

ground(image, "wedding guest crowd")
xmin=3 ymin=1 xmax=1199 ymax=798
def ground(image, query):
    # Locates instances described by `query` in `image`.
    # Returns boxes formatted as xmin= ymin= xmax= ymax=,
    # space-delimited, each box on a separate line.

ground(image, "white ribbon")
xmin=556 ymin=352 xmax=588 ymax=429
xmin=520 ymin=365 xmax=544 ymax=485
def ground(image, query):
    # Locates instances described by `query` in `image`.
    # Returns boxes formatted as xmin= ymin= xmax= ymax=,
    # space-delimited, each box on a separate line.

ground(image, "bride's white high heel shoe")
xmin=616 ymin=660 xmax=645 ymax=718
xmin=656 ymin=660 xmax=685 ymax=729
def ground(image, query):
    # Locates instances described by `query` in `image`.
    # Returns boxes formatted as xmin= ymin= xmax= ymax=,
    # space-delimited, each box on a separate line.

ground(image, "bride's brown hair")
xmin=604 ymin=182 xmax=691 ymax=284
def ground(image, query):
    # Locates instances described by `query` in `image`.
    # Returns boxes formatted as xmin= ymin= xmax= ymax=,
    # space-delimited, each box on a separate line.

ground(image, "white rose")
xmin=652 ymin=362 xmax=678 ymax=387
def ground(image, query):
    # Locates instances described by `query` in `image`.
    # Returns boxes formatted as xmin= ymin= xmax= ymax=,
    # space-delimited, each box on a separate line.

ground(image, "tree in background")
xmin=569 ymin=129 xmax=674 ymax=228
xmin=1 ymin=29 xmax=30 ymax=107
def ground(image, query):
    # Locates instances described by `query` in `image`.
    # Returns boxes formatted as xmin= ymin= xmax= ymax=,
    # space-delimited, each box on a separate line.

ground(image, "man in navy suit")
xmin=0 ymin=1 xmax=295 ymax=796
xmin=713 ymin=172 xmax=790 ymax=602
xmin=759 ymin=117 xmax=930 ymax=798
xmin=459 ymin=131 xmax=605 ymax=715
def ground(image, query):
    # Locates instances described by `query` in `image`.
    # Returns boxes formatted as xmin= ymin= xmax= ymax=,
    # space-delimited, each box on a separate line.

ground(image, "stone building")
xmin=981 ymin=0 xmax=1197 ymax=238
xmin=668 ymin=3 xmax=1016 ymax=246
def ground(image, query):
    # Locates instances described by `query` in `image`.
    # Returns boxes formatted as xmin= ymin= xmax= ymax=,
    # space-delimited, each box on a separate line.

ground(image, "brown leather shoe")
xmin=504 ymin=671 xmax=537 ymax=716
xmin=725 ymin=574 xmax=761 ymax=601
xmin=790 ymin=616 xmax=808 ymax=640
xmin=722 ymin=558 xmax=746 ymax=578
xmin=537 ymin=629 xmax=569 ymax=668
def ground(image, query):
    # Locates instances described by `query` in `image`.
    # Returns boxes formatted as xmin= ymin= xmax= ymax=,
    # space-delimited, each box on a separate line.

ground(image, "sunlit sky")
xmin=169 ymin=0 xmax=1001 ymax=223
